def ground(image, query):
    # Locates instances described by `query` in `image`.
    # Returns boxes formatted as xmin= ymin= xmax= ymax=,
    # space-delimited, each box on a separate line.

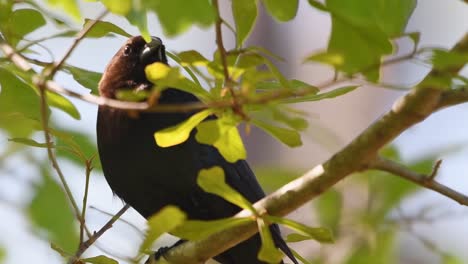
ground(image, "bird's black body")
xmin=97 ymin=36 xmax=297 ymax=264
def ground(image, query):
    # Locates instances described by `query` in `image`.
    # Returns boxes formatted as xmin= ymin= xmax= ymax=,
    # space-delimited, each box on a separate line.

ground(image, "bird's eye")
xmin=123 ymin=45 xmax=132 ymax=56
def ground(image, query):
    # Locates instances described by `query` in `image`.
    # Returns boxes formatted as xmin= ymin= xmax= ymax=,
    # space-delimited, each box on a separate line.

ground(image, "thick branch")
xmin=158 ymin=33 xmax=468 ymax=264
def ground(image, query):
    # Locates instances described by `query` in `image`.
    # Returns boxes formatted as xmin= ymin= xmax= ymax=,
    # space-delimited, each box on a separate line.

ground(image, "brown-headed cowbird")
xmin=97 ymin=36 xmax=297 ymax=264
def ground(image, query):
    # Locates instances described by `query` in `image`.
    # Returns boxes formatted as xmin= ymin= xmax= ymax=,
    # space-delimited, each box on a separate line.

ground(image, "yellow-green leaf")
xmin=45 ymin=0 xmax=81 ymax=21
xmin=257 ymin=217 xmax=284 ymax=263
xmin=172 ymin=217 xmax=252 ymax=241
xmin=195 ymin=118 xmax=246 ymax=163
xmin=232 ymin=0 xmax=258 ymax=46
xmin=8 ymin=138 xmax=49 ymax=148
xmin=145 ymin=62 xmax=211 ymax=100
xmin=154 ymin=109 xmax=214 ymax=147
xmin=101 ymin=0 xmax=131 ymax=15
xmin=177 ymin=50 xmax=209 ymax=67
xmin=251 ymin=119 xmax=302 ymax=147
xmin=8 ymin=9 xmax=46 ymax=46
xmin=144 ymin=0 xmax=216 ymax=36
xmin=46 ymin=90 xmax=81 ymax=120
xmin=82 ymin=255 xmax=118 ymax=264
xmin=267 ymin=215 xmax=333 ymax=243
xmin=262 ymin=0 xmax=298 ymax=22
xmin=29 ymin=171 xmax=79 ymax=253
xmin=140 ymin=206 xmax=186 ymax=252
xmin=304 ymin=51 xmax=345 ymax=66
xmin=83 ymin=19 xmax=132 ymax=38
xmin=197 ymin=167 xmax=256 ymax=213
xmin=282 ymin=86 xmax=358 ymax=104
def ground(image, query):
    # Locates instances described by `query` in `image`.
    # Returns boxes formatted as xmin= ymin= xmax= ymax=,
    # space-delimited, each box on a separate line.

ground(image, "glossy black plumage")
xmin=96 ymin=36 xmax=297 ymax=264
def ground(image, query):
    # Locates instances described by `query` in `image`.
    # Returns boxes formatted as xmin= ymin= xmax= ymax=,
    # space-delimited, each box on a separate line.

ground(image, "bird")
xmin=96 ymin=36 xmax=298 ymax=264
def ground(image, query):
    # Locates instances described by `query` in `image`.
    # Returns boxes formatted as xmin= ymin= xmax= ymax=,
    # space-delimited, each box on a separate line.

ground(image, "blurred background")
xmin=0 ymin=0 xmax=467 ymax=263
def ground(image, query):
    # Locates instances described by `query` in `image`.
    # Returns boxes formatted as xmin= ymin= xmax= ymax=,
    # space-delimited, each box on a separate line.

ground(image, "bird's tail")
xmin=271 ymin=224 xmax=299 ymax=264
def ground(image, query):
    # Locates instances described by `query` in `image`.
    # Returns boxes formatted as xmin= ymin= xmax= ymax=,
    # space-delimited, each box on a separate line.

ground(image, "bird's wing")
xmin=196 ymin=143 xmax=298 ymax=264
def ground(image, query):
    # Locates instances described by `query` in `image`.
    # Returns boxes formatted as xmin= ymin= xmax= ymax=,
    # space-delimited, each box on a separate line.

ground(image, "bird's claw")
xmin=144 ymin=247 xmax=170 ymax=264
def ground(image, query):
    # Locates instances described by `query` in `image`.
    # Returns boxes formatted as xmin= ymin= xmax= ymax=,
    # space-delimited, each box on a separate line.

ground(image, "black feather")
xmin=97 ymin=36 xmax=298 ymax=264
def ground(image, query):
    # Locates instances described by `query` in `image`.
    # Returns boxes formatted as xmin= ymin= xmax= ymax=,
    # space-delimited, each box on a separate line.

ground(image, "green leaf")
xmin=282 ymin=86 xmax=358 ymax=104
xmin=442 ymin=254 xmax=464 ymax=264
xmin=172 ymin=217 xmax=252 ymax=241
xmin=315 ymin=189 xmax=342 ymax=234
xmin=0 ymin=246 xmax=5 ymax=263
xmin=256 ymin=79 xmax=319 ymax=92
xmin=46 ymin=90 xmax=81 ymax=120
xmin=232 ymin=0 xmax=258 ymax=46
xmin=262 ymin=0 xmax=298 ymax=22
xmin=262 ymin=58 xmax=290 ymax=89
xmin=308 ymin=0 xmax=329 ymax=12
xmin=195 ymin=117 xmax=247 ymax=163
xmin=251 ymin=119 xmax=302 ymax=147
xmin=257 ymin=217 xmax=284 ymax=263
xmin=345 ymin=229 xmax=396 ymax=264
xmin=101 ymin=0 xmax=131 ymax=15
xmin=365 ymin=170 xmax=420 ymax=223
xmin=140 ymin=206 xmax=186 ymax=252
xmin=373 ymin=0 xmax=417 ymax=37
xmin=0 ymin=0 xmax=13 ymax=24
xmin=267 ymin=216 xmax=333 ymax=243
xmin=8 ymin=9 xmax=46 ymax=46
xmin=304 ymin=51 xmax=345 ymax=67
xmin=53 ymin=128 xmax=102 ymax=170
xmin=322 ymin=0 xmax=416 ymax=81
xmin=431 ymin=49 xmax=468 ymax=71
xmin=0 ymin=68 xmax=41 ymax=136
xmin=50 ymin=243 xmax=69 ymax=258
xmin=64 ymin=65 xmax=102 ymax=94
xmin=45 ymin=0 xmax=81 ymax=21
xmin=28 ymin=170 xmax=79 ymax=253
xmin=8 ymin=138 xmax=49 ymax=148
xmin=125 ymin=5 xmax=150 ymax=42
xmin=270 ymin=107 xmax=309 ymax=131
xmin=116 ymin=89 xmax=149 ymax=102
xmin=145 ymin=62 xmax=211 ymax=100
xmin=177 ymin=50 xmax=209 ymax=67
xmin=154 ymin=109 xmax=214 ymax=147
xmin=144 ymin=0 xmax=216 ymax=36
xmin=407 ymin=31 xmax=421 ymax=50
xmin=82 ymin=255 xmax=119 ymax=264
xmin=286 ymin=233 xmax=314 ymax=243
xmin=0 ymin=64 xmax=80 ymax=120
xmin=326 ymin=0 xmax=401 ymax=81
xmin=197 ymin=167 xmax=256 ymax=213
xmin=83 ymin=19 xmax=132 ymax=38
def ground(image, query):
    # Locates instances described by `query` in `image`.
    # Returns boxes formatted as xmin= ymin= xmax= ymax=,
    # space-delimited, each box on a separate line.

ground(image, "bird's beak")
xmin=140 ymin=36 xmax=166 ymax=64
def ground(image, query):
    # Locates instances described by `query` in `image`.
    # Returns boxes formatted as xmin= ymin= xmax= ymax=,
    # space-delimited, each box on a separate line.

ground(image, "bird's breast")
xmin=96 ymin=107 xmax=199 ymax=217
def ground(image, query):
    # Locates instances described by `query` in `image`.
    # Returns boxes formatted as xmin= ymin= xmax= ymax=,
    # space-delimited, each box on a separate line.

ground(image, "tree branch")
xmin=70 ymin=204 xmax=130 ymax=263
xmin=156 ymin=32 xmax=468 ymax=264
xmin=371 ymin=157 xmax=468 ymax=205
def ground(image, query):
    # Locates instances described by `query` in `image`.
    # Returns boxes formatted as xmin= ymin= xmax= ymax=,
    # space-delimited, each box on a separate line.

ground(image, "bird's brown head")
xmin=98 ymin=36 xmax=167 ymax=98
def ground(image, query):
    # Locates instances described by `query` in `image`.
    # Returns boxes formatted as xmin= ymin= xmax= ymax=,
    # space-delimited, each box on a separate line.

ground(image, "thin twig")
xmin=37 ymin=80 xmax=86 ymax=228
xmin=428 ymin=159 xmax=443 ymax=180
xmin=31 ymin=10 xmax=110 ymax=248
xmin=70 ymin=204 xmax=131 ymax=263
xmin=47 ymin=11 xmax=108 ymax=79
xmin=90 ymin=205 xmax=144 ymax=236
xmin=80 ymin=158 xmax=94 ymax=244
xmin=212 ymin=0 xmax=231 ymax=86
xmin=371 ymin=157 xmax=468 ymax=206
